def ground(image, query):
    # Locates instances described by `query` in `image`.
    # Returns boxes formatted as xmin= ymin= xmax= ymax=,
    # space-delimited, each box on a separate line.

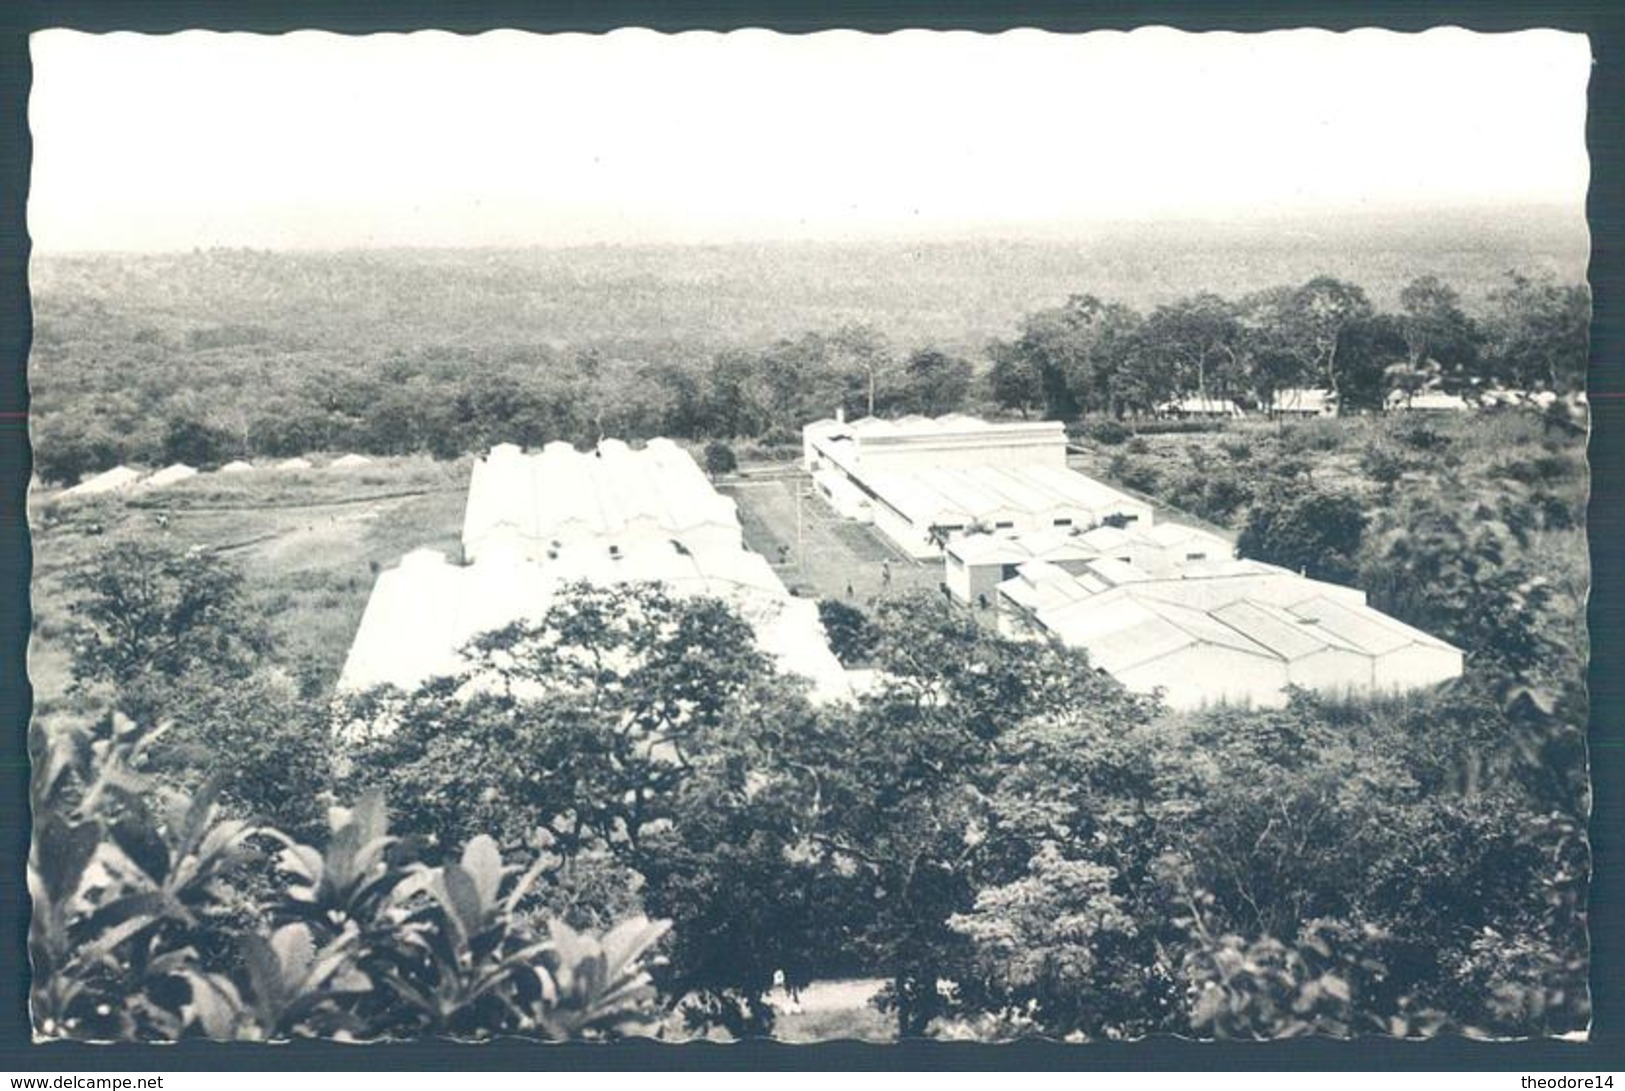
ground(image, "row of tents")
xmin=53 ymin=453 xmax=376 ymax=500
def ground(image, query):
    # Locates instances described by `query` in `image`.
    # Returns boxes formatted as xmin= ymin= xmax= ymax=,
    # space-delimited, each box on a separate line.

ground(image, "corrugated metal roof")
xmin=1211 ymin=599 xmax=1364 ymax=660
xmin=1286 ymin=595 xmax=1458 ymax=655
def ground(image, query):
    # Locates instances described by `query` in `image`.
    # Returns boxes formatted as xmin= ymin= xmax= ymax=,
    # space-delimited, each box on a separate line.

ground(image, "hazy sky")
xmin=28 ymin=27 xmax=1592 ymax=251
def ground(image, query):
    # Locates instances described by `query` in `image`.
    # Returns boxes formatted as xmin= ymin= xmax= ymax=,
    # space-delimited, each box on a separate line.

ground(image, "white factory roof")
xmin=950 ymin=521 xmax=1233 ymax=571
xmin=339 ymin=545 xmax=852 ymax=704
xmin=345 ymin=440 xmax=853 ymax=709
xmin=464 ymin=440 xmax=739 ymax=557
xmin=865 ymin=463 xmax=1149 ymax=529
xmin=998 ymin=560 xmax=1460 ymax=689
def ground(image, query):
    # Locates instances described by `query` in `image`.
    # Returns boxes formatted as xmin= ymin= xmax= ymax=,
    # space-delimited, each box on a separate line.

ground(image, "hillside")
xmin=31 ymin=205 xmax=1588 ymax=358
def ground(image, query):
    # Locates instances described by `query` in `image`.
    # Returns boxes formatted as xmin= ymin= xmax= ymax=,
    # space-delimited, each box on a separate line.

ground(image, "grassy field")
xmin=29 ymin=455 xmax=471 ymax=718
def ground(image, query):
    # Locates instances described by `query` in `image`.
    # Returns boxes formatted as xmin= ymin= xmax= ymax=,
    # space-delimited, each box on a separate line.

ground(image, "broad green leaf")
xmin=461 ymin=835 xmax=503 ymax=910
xmin=34 ymin=817 xmax=100 ymax=905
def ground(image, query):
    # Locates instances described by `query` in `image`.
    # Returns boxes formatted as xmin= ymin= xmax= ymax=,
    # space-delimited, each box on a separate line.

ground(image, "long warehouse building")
xmin=341 ymin=440 xmax=853 ymax=705
xmin=996 ymin=557 xmax=1463 ymax=709
xmin=803 ymin=413 xmax=1153 ymax=558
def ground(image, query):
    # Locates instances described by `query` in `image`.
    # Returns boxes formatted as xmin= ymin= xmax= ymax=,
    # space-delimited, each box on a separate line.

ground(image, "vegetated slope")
xmin=31 ymin=204 xmax=1587 ymax=357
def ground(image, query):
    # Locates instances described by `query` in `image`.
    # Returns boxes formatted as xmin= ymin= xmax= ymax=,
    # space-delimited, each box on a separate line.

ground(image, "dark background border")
xmin=1 ymin=0 xmax=1619 ymax=1072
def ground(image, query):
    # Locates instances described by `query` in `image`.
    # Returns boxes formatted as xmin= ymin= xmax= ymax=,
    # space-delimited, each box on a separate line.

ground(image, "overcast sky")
xmin=27 ymin=27 xmax=1592 ymax=251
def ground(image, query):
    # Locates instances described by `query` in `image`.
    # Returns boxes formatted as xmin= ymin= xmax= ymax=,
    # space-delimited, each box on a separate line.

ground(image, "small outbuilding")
xmin=144 ymin=463 xmax=199 ymax=489
xmin=60 ymin=465 xmax=145 ymax=499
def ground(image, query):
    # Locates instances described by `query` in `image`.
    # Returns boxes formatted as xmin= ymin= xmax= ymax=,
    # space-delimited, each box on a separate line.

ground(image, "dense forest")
xmin=28 ymin=213 xmax=1588 ymax=485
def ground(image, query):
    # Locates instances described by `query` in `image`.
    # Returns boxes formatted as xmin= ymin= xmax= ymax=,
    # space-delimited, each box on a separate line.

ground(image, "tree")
xmin=1140 ymin=293 xmax=1244 ymax=402
xmin=1397 ymin=275 xmax=1482 ymax=388
xmin=31 ymin=413 xmax=127 ymax=486
xmin=30 ymin=713 xmax=671 ymax=1042
xmin=1236 ymin=485 xmax=1367 ymax=583
xmin=1483 ymin=272 xmax=1590 ymax=393
xmin=1335 ymin=312 xmax=1410 ymax=412
xmin=1004 ymin=294 xmax=1143 ymax=419
xmin=1282 ymin=277 xmax=1375 ymax=403
xmin=986 ymin=341 xmax=1045 ymax=417
xmin=784 ymin=593 xmax=1158 ymax=1036
xmin=64 ymin=540 xmax=268 ymax=723
xmin=817 ymin=598 xmax=880 ymax=665
xmin=702 ymin=440 xmax=738 ymax=476
xmin=161 ymin=413 xmax=239 ymax=467
xmin=900 ymin=348 xmax=974 ymax=416
xmin=827 ymin=323 xmax=899 ymax=418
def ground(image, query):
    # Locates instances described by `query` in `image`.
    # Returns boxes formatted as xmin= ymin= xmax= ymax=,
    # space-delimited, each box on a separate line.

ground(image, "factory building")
xmin=341 ymin=440 xmax=853 ymax=707
xmin=945 ymin=521 xmax=1235 ymax=605
xmin=995 ymin=557 xmax=1462 ymax=709
xmin=802 ymin=414 xmax=1152 ymax=558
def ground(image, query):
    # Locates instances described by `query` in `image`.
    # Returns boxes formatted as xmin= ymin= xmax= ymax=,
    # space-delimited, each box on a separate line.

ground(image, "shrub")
xmin=1084 ymin=418 xmax=1132 ymax=446
xmin=30 ymin=713 xmax=670 ymax=1042
xmin=1107 ymin=453 xmax=1161 ymax=495
xmin=1393 ymin=419 xmax=1450 ymax=452
xmin=1359 ymin=442 xmax=1410 ymax=486
xmin=818 ymin=599 xmax=880 ymax=666
xmin=1238 ymin=486 xmax=1367 ymax=584
xmin=703 ymin=441 xmax=739 ymax=476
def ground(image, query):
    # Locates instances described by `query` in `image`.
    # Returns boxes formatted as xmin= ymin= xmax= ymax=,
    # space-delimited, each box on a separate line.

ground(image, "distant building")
xmin=341 ymin=440 xmax=853 ymax=708
xmin=330 ymin=453 xmax=374 ymax=469
xmin=142 ymin=463 xmax=198 ymax=489
xmin=59 ymin=465 xmax=145 ymax=499
xmin=1270 ymin=388 xmax=1338 ymax=417
xmin=996 ymin=557 xmax=1462 ymax=709
xmin=1157 ymin=396 xmax=1245 ymax=419
xmin=945 ymin=521 xmax=1234 ymax=605
xmin=218 ymin=460 xmax=255 ymax=474
xmin=1386 ymin=389 xmax=1471 ymax=413
xmin=803 ymin=414 xmax=1152 ymax=558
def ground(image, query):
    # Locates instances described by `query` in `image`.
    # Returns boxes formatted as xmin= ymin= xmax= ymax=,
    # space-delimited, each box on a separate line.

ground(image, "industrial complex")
xmin=339 ymin=412 xmax=1463 ymax=717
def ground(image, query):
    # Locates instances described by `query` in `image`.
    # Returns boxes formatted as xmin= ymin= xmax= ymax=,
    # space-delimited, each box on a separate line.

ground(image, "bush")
xmin=1133 ymin=419 xmax=1228 ymax=436
xmin=1108 ymin=453 xmax=1161 ymax=495
xmin=1393 ymin=419 xmax=1450 ymax=452
xmin=818 ymin=599 xmax=880 ymax=666
xmin=162 ymin=415 xmax=240 ymax=468
xmin=1084 ymin=418 xmax=1132 ymax=446
xmin=30 ymin=713 xmax=670 ymax=1042
xmin=1237 ymin=486 xmax=1367 ymax=583
xmin=703 ymin=440 xmax=739 ymax=476
xmin=1359 ymin=442 xmax=1410 ymax=486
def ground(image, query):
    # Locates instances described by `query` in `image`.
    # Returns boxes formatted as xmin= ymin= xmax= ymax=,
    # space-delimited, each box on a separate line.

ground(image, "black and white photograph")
xmin=23 ymin=26 xmax=1593 ymax=1045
